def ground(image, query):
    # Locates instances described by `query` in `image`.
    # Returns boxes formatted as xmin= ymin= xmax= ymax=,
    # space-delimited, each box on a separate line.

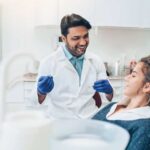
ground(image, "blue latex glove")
xmin=37 ymin=76 xmax=54 ymax=95
xmin=93 ymin=79 xmax=113 ymax=94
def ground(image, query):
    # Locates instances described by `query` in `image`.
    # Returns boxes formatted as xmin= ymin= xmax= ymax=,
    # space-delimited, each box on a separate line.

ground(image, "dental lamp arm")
xmin=0 ymin=52 xmax=37 ymax=128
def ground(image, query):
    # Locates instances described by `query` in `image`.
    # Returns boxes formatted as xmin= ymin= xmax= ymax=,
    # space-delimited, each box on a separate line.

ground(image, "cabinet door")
xmin=6 ymin=82 xmax=24 ymax=103
xmin=24 ymin=81 xmax=35 ymax=103
xmin=59 ymin=0 xmax=95 ymax=26
xmin=0 ymin=4 xmax=2 ymax=60
xmin=95 ymin=0 xmax=140 ymax=27
xmin=140 ymin=0 xmax=150 ymax=28
xmin=34 ymin=0 xmax=59 ymax=26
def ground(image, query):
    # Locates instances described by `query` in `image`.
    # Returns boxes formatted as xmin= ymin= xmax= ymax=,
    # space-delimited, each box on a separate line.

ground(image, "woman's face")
xmin=124 ymin=62 xmax=145 ymax=98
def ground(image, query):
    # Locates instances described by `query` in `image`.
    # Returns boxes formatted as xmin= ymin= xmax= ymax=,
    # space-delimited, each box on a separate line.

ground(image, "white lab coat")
xmin=35 ymin=45 xmax=107 ymax=119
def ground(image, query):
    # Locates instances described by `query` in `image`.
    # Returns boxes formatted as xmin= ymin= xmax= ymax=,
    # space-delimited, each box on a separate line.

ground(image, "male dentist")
xmin=36 ymin=14 xmax=113 ymax=119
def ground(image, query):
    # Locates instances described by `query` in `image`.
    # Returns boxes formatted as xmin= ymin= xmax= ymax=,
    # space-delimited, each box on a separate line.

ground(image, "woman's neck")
xmin=126 ymin=95 xmax=149 ymax=109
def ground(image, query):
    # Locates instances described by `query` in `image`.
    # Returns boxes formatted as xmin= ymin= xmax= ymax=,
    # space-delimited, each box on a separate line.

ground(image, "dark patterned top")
xmin=93 ymin=102 xmax=150 ymax=150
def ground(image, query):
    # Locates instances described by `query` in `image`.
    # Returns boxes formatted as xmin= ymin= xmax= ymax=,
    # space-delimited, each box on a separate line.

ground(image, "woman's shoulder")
xmin=131 ymin=118 xmax=150 ymax=128
xmin=92 ymin=102 xmax=116 ymax=120
xmin=128 ymin=118 xmax=150 ymax=125
xmin=117 ymin=118 xmax=150 ymax=133
xmin=126 ymin=118 xmax=150 ymax=150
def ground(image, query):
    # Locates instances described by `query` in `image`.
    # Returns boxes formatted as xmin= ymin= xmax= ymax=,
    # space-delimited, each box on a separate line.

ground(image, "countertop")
xmin=23 ymin=73 xmax=124 ymax=82
xmin=23 ymin=73 xmax=37 ymax=82
xmin=108 ymin=76 xmax=124 ymax=80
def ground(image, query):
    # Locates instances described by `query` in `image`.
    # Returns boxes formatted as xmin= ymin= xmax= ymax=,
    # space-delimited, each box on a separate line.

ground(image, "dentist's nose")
xmin=79 ymin=38 xmax=87 ymax=45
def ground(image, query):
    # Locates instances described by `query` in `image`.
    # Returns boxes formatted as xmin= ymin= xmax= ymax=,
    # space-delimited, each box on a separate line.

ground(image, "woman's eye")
xmin=131 ymin=74 xmax=136 ymax=77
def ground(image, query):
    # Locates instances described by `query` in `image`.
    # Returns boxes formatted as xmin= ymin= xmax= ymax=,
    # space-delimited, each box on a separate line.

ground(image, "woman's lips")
xmin=124 ymin=85 xmax=129 ymax=89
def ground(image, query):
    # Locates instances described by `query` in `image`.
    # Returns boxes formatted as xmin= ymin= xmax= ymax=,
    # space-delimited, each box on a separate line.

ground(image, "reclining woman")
xmin=93 ymin=55 xmax=150 ymax=150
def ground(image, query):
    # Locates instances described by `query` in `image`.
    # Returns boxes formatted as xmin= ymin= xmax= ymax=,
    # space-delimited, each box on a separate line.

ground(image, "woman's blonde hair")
xmin=140 ymin=55 xmax=150 ymax=104
xmin=140 ymin=55 xmax=150 ymax=83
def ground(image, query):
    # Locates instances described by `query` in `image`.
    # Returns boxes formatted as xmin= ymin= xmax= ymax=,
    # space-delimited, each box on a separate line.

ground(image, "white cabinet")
xmin=23 ymin=81 xmax=35 ymax=102
xmin=95 ymin=0 xmax=150 ymax=28
xmin=95 ymin=0 xmax=140 ymax=27
xmin=34 ymin=0 xmax=150 ymax=28
xmin=34 ymin=0 xmax=59 ymax=26
xmin=140 ymin=0 xmax=150 ymax=28
xmin=6 ymin=78 xmax=36 ymax=103
xmin=35 ymin=0 xmax=95 ymax=26
xmin=0 ymin=4 xmax=2 ymax=60
xmin=6 ymin=81 xmax=35 ymax=112
xmin=6 ymin=82 xmax=24 ymax=103
xmin=58 ymin=0 xmax=95 ymax=25
xmin=109 ymin=77 xmax=124 ymax=102
xmin=6 ymin=81 xmax=34 ymax=103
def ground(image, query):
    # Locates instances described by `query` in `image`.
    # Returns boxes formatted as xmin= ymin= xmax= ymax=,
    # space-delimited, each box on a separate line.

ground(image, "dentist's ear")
xmin=61 ymin=35 xmax=66 ymax=43
xmin=143 ymin=82 xmax=150 ymax=94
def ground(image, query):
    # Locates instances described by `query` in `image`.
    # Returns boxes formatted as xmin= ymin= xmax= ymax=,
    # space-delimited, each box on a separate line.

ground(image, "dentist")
xmin=36 ymin=14 xmax=113 ymax=119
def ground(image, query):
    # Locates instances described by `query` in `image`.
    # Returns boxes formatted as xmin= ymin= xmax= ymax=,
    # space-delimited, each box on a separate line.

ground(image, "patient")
xmin=93 ymin=55 xmax=150 ymax=150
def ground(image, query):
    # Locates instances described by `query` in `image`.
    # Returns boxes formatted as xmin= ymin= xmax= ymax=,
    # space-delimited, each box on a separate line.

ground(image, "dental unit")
xmin=0 ymin=52 xmax=129 ymax=150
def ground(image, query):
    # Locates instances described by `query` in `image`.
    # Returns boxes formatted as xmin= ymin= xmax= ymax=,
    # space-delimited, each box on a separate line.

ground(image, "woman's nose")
xmin=124 ymin=74 xmax=130 ymax=81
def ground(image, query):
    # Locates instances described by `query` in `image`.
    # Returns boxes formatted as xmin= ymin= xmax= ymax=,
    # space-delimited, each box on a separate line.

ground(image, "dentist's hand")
xmin=93 ymin=79 xmax=113 ymax=94
xmin=37 ymin=76 xmax=54 ymax=95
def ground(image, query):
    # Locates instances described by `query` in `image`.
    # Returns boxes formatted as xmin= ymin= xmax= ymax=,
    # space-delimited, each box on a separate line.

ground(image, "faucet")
xmin=0 ymin=52 xmax=37 ymax=128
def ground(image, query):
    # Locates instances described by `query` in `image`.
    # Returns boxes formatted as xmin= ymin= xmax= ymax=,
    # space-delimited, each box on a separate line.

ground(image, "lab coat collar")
xmin=107 ymin=103 xmax=150 ymax=120
xmin=56 ymin=44 xmax=93 ymax=85
xmin=56 ymin=45 xmax=83 ymax=75
xmin=80 ymin=58 xmax=91 ymax=86
xmin=56 ymin=45 xmax=69 ymax=61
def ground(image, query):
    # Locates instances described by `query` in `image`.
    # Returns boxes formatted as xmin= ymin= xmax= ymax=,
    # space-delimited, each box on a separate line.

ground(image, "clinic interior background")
xmin=0 ymin=0 xmax=150 ymax=78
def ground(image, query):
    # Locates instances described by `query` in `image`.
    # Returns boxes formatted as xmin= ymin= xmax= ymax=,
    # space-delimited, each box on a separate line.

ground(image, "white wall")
xmin=0 ymin=2 xmax=2 ymax=60
xmin=1 ymin=0 xmax=150 ymax=75
xmin=89 ymin=28 xmax=150 ymax=63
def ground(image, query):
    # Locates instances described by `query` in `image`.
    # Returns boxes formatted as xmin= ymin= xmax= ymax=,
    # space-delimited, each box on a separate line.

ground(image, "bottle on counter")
xmin=104 ymin=62 xmax=110 ymax=76
xmin=114 ymin=60 xmax=120 ymax=76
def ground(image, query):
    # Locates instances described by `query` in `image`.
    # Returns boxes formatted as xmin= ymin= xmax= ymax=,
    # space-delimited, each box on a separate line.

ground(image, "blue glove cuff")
xmin=37 ymin=88 xmax=47 ymax=96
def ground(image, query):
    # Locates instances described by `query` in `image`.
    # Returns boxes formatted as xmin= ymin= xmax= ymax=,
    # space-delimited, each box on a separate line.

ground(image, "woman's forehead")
xmin=134 ymin=62 xmax=144 ymax=73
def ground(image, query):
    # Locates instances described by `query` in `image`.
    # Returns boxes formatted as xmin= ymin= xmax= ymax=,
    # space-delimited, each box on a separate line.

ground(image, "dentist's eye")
xmin=72 ymin=36 xmax=80 ymax=40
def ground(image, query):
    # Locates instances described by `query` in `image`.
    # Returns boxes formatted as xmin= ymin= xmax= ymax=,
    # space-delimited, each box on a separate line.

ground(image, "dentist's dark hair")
xmin=60 ymin=13 xmax=92 ymax=36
